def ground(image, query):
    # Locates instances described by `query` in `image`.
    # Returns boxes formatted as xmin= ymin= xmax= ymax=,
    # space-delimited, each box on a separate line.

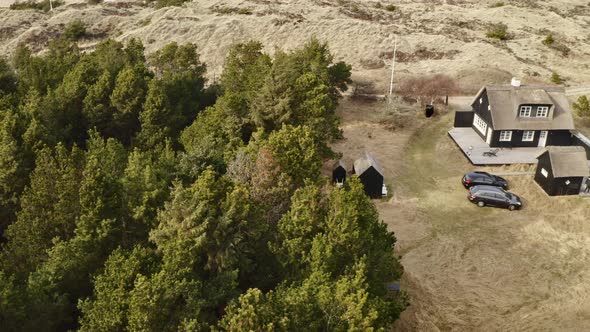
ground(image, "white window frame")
xmin=473 ymin=114 xmax=487 ymax=135
xmin=536 ymin=106 xmax=549 ymax=117
xmin=541 ymin=168 xmax=548 ymax=178
xmin=522 ymin=130 xmax=535 ymax=142
xmin=519 ymin=106 xmax=532 ymax=117
xmin=499 ymin=130 xmax=512 ymax=141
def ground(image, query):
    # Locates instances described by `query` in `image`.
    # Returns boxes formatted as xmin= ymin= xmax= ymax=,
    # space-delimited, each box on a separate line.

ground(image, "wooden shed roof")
xmin=539 ymin=146 xmax=590 ymax=178
xmin=332 ymin=159 xmax=347 ymax=170
xmin=353 ymin=152 xmax=383 ymax=176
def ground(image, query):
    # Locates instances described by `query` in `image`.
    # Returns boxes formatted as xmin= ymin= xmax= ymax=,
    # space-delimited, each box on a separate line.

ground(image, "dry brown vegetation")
xmin=397 ymin=74 xmax=459 ymax=105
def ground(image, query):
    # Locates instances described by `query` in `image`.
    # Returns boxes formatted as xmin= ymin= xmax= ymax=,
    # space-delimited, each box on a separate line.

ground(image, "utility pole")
xmin=49 ymin=0 xmax=53 ymax=11
xmin=388 ymin=36 xmax=397 ymax=104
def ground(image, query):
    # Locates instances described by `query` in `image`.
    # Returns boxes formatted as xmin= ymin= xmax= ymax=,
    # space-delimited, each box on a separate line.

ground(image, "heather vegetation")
xmin=0 ymin=36 xmax=406 ymax=330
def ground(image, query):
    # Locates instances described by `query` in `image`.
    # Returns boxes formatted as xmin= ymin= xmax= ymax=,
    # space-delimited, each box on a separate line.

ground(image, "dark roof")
xmin=353 ymin=152 xmax=383 ymax=176
xmin=538 ymin=146 xmax=590 ymax=177
xmin=472 ymin=85 xmax=574 ymax=130
xmin=332 ymin=159 xmax=347 ymax=170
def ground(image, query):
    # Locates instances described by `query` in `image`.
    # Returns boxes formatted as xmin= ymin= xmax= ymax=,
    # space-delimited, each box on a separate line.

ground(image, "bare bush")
xmin=380 ymin=47 xmax=461 ymax=63
xmin=397 ymin=74 xmax=459 ymax=105
xmin=350 ymin=79 xmax=379 ymax=101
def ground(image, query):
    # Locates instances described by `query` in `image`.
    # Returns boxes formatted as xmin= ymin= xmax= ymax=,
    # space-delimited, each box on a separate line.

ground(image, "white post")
xmin=388 ymin=36 xmax=398 ymax=104
xmin=49 ymin=0 xmax=53 ymax=11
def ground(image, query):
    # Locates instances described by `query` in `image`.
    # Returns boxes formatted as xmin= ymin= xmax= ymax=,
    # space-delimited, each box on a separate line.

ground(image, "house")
xmin=469 ymin=79 xmax=575 ymax=148
xmin=534 ymin=146 xmax=590 ymax=196
xmin=332 ymin=160 xmax=347 ymax=186
xmin=352 ymin=153 xmax=384 ymax=198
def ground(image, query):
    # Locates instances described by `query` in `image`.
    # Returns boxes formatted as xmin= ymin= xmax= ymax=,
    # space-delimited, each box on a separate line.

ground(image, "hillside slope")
xmin=1 ymin=0 xmax=590 ymax=90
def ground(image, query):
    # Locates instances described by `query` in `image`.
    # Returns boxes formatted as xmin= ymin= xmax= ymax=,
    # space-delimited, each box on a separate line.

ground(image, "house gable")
xmin=471 ymin=88 xmax=493 ymax=128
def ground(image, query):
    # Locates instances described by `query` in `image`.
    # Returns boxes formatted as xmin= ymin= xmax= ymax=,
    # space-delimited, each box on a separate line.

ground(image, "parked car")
xmin=462 ymin=171 xmax=508 ymax=189
xmin=467 ymin=185 xmax=522 ymax=211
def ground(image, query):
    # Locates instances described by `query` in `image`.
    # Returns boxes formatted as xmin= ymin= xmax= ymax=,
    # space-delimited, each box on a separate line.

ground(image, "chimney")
xmin=511 ymin=77 xmax=521 ymax=87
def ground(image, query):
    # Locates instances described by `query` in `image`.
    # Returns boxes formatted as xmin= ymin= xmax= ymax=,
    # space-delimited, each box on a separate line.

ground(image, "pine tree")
xmin=0 ymin=111 xmax=25 ymax=237
xmin=0 ymin=58 xmax=17 ymax=98
xmin=111 ymin=64 xmax=151 ymax=145
xmin=1 ymin=143 xmax=84 ymax=279
xmin=136 ymin=79 xmax=174 ymax=150
xmin=265 ymin=124 xmax=323 ymax=186
xmin=83 ymin=71 xmax=116 ymax=137
xmin=78 ymin=246 xmax=158 ymax=331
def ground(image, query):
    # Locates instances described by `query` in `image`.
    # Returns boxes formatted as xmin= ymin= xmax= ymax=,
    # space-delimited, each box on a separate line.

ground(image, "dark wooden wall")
xmin=472 ymin=89 xmax=492 ymax=125
xmin=534 ymin=152 xmax=554 ymax=194
xmin=490 ymin=130 xmax=573 ymax=148
xmin=454 ymin=111 xmax=474 ymax=127
xmin=535 ymin=153 xmax=583 ymax=195
xmin=471 ymin=89 xmax=492 ymax=141
xmin=358 ymin=167 xmax=384 ymax=199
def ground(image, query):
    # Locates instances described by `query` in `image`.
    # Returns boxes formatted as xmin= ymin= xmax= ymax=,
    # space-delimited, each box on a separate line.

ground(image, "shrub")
xmin=9 ymin=0 xmax=63 ymax=12
xmin=213 ymin=6 xmax=252 ymax=15
xmin=237 ymin=7 xmax=252 ymax=15
xmin=552 ymin=43 xmax=570 ymax=56
xmin=550 ymin=72 xmax=563 ymax=84
xmin=385 ymin=4 xmax=396 ymax=11
xmin=486 ymin=23 xmax=509 ymax=40
xmin=398 ymin=74 xmax=459 ymax=105
xmin=87 ymin=0 xmax=102 ymax=4
xmin=542 ymin=34 xmax=570 ymax=56
xmin=489 ymin=1 xmax=504 ymax=7
xmin=542 ymin=33 xmax=555 ymax=46
xmin=150 ymin=0 xmax=189 ymax=9
xmin=573 ymin=96 xmax=590 ymax=118
xmin=64 ymin=20 xmax=86 ymax=41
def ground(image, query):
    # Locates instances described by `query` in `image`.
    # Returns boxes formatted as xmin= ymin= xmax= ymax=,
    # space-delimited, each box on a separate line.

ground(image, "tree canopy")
xmin=0 ymin=36 xmax=405 ymax=331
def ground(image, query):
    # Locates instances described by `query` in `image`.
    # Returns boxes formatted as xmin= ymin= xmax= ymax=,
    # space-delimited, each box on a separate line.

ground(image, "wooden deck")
xmin=448 ymin=128 xmax=545 ymax=165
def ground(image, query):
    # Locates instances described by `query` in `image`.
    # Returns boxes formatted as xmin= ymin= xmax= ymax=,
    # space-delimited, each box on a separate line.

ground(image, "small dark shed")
xmin=332 ymin=160 xmax=347 ymax=185
xmin=534 ymin=146 xmax=590 ymax=196
xmin=352 ymin=153 xmax=384 ymax=198
xmin=453 ymin=111 xmax=474 ymax=128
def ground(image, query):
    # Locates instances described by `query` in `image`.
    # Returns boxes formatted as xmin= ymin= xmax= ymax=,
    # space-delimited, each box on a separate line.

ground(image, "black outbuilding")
xmin=332 ymin=160 xmax=347 ymax=185
xmin=352 ymin=153 xmax=384 ymax=198
xmin=534 ymin=146 xmax=590 ymax=196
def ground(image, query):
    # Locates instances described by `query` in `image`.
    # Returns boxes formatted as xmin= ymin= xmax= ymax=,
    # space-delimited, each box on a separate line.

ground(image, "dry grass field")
xmin=333 ymin=96 xmax=590 ymax=331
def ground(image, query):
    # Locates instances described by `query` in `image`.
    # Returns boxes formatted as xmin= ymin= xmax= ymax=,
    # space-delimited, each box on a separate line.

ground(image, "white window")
xmin=473 ymin=114 xmax=487 ymax=135
xmin=479 ymin=98 xmax=483 ymax=104
xmin=522 ymin=130 xmax=535 ymax=141
xmin=519 ymin=106 xmax=532 ymax=117
xmin=488 ymin=105 xmax=491 ymax=111
xmin=541 ymin=168 xmax=548 ymax=178
xmin=499 ymin=130 xmax=512 ymax=141
xmin=536 ymin=106 xmax=549 ymax=117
